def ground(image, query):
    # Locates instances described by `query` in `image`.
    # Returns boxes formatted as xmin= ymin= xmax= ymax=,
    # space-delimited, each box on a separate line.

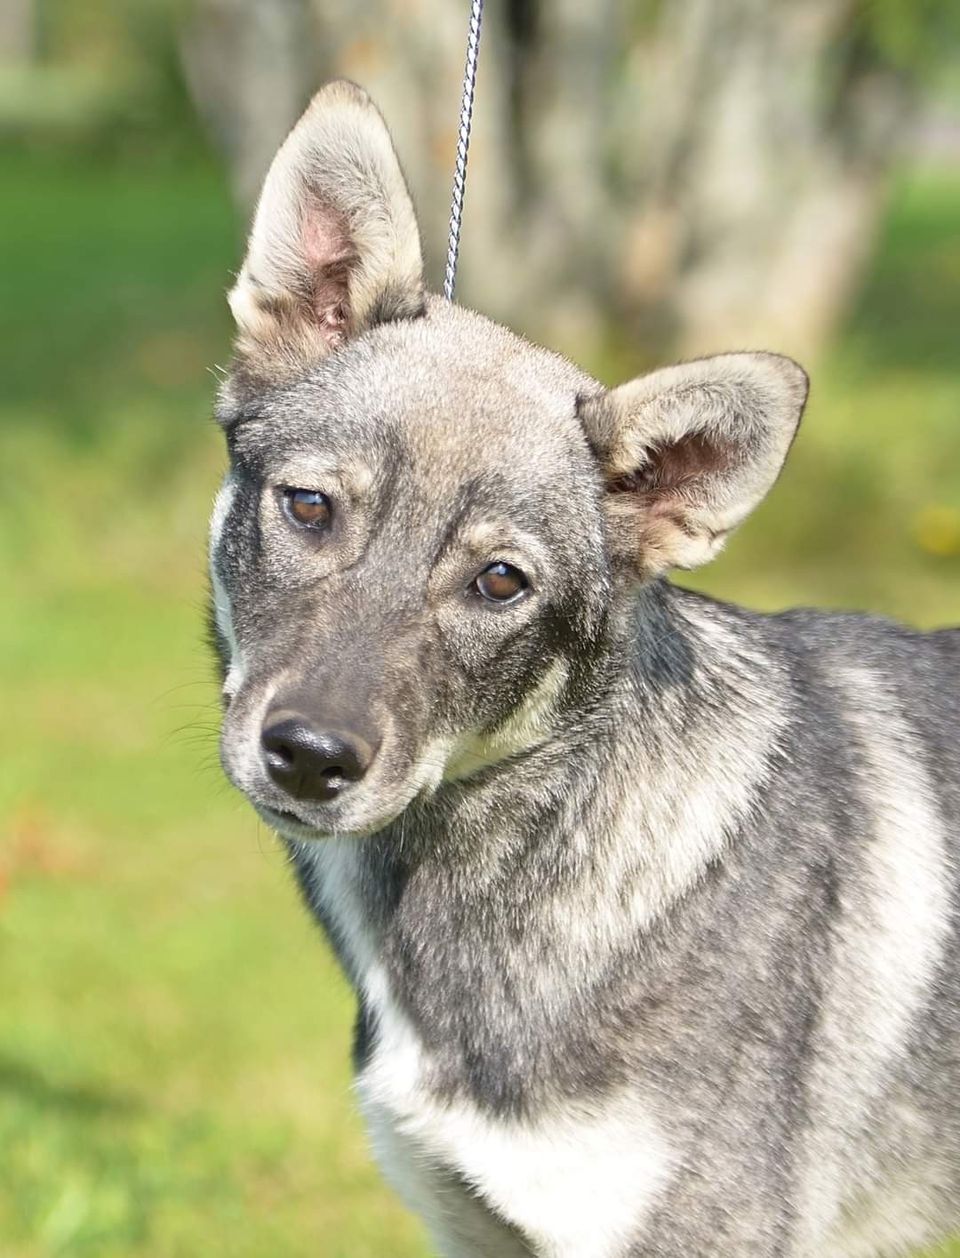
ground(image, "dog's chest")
xmin=355 ymin=964 xmax=672 ymax=1258
xmin=301 ymin=841 xmax=672 ymax=1256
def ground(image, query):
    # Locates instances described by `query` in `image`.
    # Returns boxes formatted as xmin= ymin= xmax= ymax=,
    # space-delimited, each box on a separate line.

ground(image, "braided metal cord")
xmin=443 ymin=0 xmax=485 ymax=302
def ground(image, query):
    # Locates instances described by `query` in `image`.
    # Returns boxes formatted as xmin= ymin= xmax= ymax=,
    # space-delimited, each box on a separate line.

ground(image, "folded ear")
xmin=228 ymin=80 xmax=425 ymax=377
xmin=578 ymin=353 xmax=809 ymax=577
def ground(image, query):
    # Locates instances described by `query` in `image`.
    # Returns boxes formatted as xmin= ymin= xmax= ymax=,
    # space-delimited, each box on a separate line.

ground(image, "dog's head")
xmin=211 ymin=81 xmax=808 ymax=839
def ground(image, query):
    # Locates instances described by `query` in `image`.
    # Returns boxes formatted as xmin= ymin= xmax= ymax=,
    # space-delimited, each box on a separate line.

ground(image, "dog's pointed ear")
xmin=578 ymin=353 xmax=809 ymax=577
xmin=228 ymin=80 xmax=425 ymax=377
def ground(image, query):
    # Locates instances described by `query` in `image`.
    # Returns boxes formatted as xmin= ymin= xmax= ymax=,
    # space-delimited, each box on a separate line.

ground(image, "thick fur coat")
xmin=209 ymin=82 xmax=960 ymax=1257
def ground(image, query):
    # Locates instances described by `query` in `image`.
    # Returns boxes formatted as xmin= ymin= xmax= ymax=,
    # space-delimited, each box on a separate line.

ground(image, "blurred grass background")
xmin=1 ymin=2 xmax=959 ymax=1256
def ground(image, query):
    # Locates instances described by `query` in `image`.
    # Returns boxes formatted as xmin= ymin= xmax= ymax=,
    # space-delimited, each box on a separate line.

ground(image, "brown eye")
xmin=283 ymin=488 xmax=332 ymax=529
xmin=474 ymin=562 xmax=528 ymax=604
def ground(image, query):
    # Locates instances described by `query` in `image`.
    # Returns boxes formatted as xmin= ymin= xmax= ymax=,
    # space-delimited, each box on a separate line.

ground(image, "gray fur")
xmin=208 ymin=83 xmax=960 ymax=1257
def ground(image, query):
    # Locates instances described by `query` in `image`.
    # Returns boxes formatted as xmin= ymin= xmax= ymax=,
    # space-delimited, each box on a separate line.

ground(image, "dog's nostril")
xmin=265 ymin=741 xmax=295 ymax=773
xmin=260 ymin=711 xmax=373 ymax=803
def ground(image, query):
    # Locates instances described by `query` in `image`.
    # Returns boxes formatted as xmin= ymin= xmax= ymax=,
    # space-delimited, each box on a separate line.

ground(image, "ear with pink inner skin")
xmin=229 ymin=79 xmax=425 ymax=377
xmin=578 ymin=352 xmax=809 ymax=578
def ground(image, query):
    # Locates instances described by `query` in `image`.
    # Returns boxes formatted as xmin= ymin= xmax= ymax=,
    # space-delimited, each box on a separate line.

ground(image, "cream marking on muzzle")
xmin=797 ymin=663 xmax=951 ymax=1254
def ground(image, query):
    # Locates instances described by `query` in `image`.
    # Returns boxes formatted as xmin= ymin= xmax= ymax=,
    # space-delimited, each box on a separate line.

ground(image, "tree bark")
xmin=619 ymin=0 xmax=910 ymax=360
xmin=0 ymin=0 xmax=35 ymax=65
xmin=180 ymin=0 xmax=312 ymax=209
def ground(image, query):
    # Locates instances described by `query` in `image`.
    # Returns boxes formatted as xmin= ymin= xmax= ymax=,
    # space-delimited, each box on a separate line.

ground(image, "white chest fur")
xmin=300 ymin=840 xmax=673 ymax=1258
xmin=356 ymin=962 xmax=672 ymax=1258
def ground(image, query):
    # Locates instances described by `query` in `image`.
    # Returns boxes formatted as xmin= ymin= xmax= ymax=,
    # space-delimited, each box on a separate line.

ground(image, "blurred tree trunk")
xmin=0 ymin=0 xmax=35 ymax=64
xmin=619 ymin=0 xmax=911 ymax=361
xmin=179 ymin=0 xmax=915 ymax=362
xmin=179 ymin=0 xmax=312 ymax=209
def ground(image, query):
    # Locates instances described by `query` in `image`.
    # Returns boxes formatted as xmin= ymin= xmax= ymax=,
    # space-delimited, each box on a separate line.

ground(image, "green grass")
xmin=0 ymin=149 xmax=958 ymax=1257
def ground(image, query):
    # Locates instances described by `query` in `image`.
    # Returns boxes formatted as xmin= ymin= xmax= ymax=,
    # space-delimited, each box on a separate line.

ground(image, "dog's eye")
xmin=474 ymin=562 xmax=528 ymax=604
xmin=283 ymin=488 xmax=332 ymax=529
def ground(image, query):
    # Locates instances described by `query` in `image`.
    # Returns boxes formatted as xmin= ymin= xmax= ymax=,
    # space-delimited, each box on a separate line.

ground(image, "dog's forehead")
xmin=229 ymin=301 xmax=597 ymax=480
xmin=359 ymin=300 xmax=594 ymax=444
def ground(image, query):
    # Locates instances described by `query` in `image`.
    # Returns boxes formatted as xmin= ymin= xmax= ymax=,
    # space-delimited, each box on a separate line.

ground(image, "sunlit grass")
xmin=0 ymin=150 xmax=958 ymax=1256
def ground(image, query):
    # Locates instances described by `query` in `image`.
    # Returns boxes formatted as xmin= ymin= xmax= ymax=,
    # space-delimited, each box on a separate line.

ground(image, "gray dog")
xmin=209 ymin=81 xmax=960 ymax=1257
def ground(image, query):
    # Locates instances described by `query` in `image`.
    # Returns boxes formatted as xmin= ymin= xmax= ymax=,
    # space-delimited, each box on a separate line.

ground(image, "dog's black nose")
xmin=261 ymin=711 xmax=373 ymax=802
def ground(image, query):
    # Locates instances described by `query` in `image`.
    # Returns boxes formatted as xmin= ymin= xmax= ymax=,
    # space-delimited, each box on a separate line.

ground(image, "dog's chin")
xmin=252 ymin=800 xmax=409 ymax=842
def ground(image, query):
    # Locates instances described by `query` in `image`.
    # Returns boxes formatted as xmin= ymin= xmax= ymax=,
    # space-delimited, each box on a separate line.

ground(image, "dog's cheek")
xmin=454 ymin=611 xmax=563 ymax=737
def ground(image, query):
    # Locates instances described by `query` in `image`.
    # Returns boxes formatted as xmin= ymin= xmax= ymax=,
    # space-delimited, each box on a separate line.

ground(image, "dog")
xmin=208 ymin=80 xmax=960 ymax=1257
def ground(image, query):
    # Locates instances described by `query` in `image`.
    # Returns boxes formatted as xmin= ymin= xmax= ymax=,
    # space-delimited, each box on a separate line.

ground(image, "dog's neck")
xmin=289 ymin=585 xmax=787 ymax=1023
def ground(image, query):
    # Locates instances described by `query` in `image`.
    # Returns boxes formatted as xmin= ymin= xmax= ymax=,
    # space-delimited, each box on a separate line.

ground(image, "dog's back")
xmin=619 ymin=594 xmax=960 ymax=1256
xmin=781 ymin=609 xmax=960 ymax=1256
